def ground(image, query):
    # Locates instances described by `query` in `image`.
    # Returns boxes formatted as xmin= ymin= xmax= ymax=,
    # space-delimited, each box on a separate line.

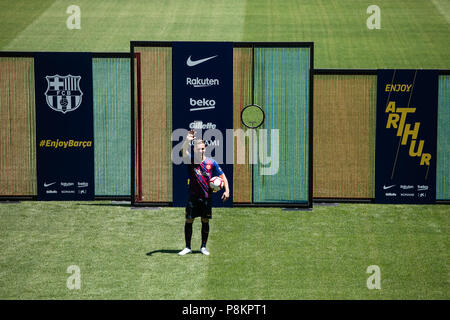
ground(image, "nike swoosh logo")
xmin=44 ymin=182 xmax=56 ymax=187
xmin=186 ymin=55 xmax=218 ymax=67
xmin=383 ymin=185 xmax=396 ymax=190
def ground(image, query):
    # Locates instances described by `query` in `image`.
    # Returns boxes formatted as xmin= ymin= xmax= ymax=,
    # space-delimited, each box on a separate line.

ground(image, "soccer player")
xmin=178 ymin=129 xmax=230 ymax=256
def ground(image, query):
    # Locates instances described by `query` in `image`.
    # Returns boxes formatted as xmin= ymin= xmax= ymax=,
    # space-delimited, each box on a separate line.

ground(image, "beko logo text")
xmin=186 ymin=77 xmax=219 ymax=88
xmin=189 ymin=98 xmax=216 ymax=111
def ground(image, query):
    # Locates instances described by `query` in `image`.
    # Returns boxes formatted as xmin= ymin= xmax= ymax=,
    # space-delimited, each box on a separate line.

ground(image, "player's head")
xmin=193 ymin=139 xmax=206 ymax=157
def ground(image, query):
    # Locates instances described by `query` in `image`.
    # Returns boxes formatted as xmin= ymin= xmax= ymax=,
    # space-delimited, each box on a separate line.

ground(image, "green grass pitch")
xmin=0 ymin=0 xmax=449 ymax=300
xmin=0 ymin=201 xmax=448 ymax=299
xmin=0 ymin=0 xmax=449 ymax=68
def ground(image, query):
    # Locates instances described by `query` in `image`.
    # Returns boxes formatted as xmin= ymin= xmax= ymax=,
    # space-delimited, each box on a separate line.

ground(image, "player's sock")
xmin=201 ymin=221 xmax=209 ymax=248
xmin=185 ymin=222 xmax=193 ymax=249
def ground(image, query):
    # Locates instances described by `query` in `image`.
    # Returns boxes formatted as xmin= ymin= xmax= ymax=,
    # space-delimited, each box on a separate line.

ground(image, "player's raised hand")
xmin=187 ymin=129 xmax=195 ymax=141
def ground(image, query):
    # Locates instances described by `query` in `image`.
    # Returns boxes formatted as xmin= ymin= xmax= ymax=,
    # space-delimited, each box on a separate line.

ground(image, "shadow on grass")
xmin=146 ymin=249 xmax=201 ymax=256
xmin=76 ymin=203 xmax=132 ymax=208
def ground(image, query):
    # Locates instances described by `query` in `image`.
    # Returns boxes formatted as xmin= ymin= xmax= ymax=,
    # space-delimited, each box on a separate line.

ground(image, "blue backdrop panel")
xmin=437 ymin=75 xmax=450 ymax=200
xmin=34 ymin=52 xmax=94 ymax=200
xmin=172 ymin=42 xmax=233 ymax=207
xmin=375 ymin=70 xmax=438 ymax=204
xmin=93 ymin=58 xmax=130 ymax=196
xmin=253 ymin=47 xmax=310 ymax=203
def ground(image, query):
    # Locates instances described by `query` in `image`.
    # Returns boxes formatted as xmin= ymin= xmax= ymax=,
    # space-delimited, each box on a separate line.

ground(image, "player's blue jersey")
xmin=187 ymin=156 xmax=223 ymax=198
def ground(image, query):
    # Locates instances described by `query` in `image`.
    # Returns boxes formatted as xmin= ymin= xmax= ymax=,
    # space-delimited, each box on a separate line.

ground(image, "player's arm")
xmin=212 ymin=160 xmax=230 ymax=201
xmin=182 ymin=129 xmax=195 ymax=159
xmin=219 ymin=173 xmax=230 ymax=201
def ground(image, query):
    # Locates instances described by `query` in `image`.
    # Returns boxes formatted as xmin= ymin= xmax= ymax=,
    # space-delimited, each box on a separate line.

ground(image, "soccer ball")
xmin=209 ymin=176 xmax=224 ymax=192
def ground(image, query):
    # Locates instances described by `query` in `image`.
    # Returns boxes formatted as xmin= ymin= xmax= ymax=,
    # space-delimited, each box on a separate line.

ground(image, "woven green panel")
xmin=253 ymin=48 xmax=310 ymax=203
xmin=0 ymin=57 xmax=36 ymax=196
xmin=437 ymin=75 xmax=450 ymax=200
xmin=93 ymin=58 xmax=130 ymax=196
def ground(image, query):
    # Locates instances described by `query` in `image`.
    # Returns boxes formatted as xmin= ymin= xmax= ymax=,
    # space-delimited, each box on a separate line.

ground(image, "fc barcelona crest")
xmin=44 ymin=75 xmax=83 ymax=114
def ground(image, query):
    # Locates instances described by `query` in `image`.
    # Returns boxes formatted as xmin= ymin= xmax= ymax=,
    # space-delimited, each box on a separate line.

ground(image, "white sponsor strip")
xmin=56 ymin=96 xmax=63 ymax=110
xmin=190 ymin=106 xmax=215 ymax=112
xmin=66 ymin=95 xmax=72 ymax=109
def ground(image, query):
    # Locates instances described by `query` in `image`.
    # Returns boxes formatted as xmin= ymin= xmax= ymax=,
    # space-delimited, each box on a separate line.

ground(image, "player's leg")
xmin=200 ymin=197 xmax=212 ymax=255
xmin=179 ymin=198 xmax=196 ymax=256
xmin=185 ymin=218 xmax=194 ymax=249
xmin=201 ymin=217 xmax=209 ymax=250
xmin=179 ymin=217 xmax=194 ymax=256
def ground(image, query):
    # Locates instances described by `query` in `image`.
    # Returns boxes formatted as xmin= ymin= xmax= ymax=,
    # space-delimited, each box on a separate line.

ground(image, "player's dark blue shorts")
xmin=186 ymin=195 xmax=212 ymax=219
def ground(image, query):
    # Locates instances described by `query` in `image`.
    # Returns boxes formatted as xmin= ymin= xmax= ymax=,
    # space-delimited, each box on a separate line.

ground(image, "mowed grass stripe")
xmin=204 ymin=205 xmax=449 ymax=299
xmin=1 ymin=1 xmax=448 ymax=68
xmin=0 ymin=0 xmax=56 ymax=49
xmin=1 ymin=0 xmax=248 ymax=52
xmin=241 ymin=0 xmax=450 ymax=68
xmin=137 ymin=208 xmax=211 ymax=300
xmin=0 ymin=202 xmax=449 ymax=299
xmin=0 ymin=202 xmax=211 ymax=299
xmin=430 ymin=0 xmax=450 ymax=24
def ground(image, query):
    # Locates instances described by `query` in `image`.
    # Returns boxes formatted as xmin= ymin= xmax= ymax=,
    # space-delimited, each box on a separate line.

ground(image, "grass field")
xmin=0 ymin=0 xmax=449 ymax=300
xmin=0 ymin=0 xmax=449 ymax=68
xmin=0 ymin=201 xmax=448 ymax=299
